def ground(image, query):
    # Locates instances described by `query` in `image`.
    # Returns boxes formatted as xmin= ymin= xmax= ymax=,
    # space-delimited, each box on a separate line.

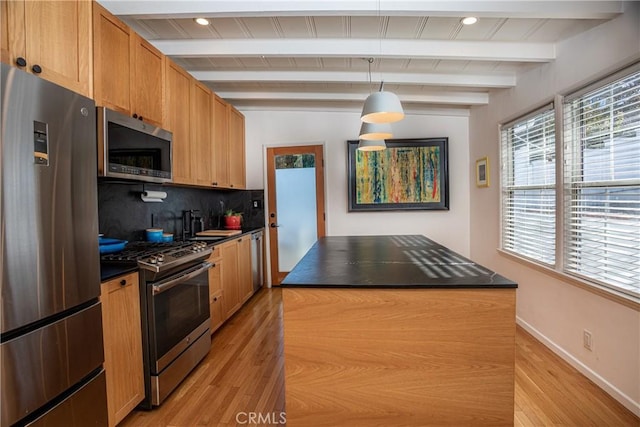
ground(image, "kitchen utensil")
xmin=146 ymin=228 xmax=163 ymax=242
xmin=98 ymin=238 xmax=128 ymax=254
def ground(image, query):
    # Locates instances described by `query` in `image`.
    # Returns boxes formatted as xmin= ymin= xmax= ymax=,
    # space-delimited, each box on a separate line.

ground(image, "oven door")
xmin=147 ymin=262 xmax=211 ymax=374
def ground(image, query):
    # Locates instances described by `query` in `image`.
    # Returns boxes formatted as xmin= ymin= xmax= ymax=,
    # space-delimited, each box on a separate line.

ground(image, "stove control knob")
xmin=157 ymin=255 xmax=165 ymax=262
xmin=149 ymin=256 xmax=157 ymax=264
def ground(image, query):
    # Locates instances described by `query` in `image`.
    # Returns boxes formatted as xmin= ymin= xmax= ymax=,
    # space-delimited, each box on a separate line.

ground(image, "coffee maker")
xmin=182 ymin=209 xmax=204 ymax=240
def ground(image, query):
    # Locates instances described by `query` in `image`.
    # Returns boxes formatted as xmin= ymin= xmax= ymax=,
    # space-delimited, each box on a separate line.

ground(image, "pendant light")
xmin=360 ymin=56 xmax=404 ymax=124
xmin=357 ymin=139 xmax=386 ymax=151
xmin=359 ymin=121 xmax=393 ymax=140
xmin=361 ymin=84 xmax=405 ymax=124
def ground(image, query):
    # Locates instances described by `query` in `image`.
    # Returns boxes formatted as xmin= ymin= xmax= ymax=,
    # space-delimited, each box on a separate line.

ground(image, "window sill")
xmin=497 ymin=249 xmax=640 ymax=311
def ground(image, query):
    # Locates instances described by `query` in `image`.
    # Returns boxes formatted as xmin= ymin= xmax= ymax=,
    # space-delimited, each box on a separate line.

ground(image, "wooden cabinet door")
xmin=93 ymin=2 xmax=130 ymax=114
xmin=130 ymin=33 xmax=164 ymax=126
xmin=4 ymin=0 xmax=92 ymax=97
xmin=237 ymin=236 xmax=253 ymax=302
xmin=208 ymin=256 xmax=222 ymax=295
xmin=210 ymin=291 xmax=224 ymax=333
xmin=101 ymin=272 xmax=144 ymax=427
xmin=24 ymin=0 xmax=92 ymax=97
xmin=212 ymin=94 xmax=230 ymax=188
xmin=228 ymin=105 xmax=246 ymax=189
xmin=165 ymin=59 xmax=192 ymax=184
xmin=191 ymin=81 xmax=213 ymax=186
xmin=0 ymin=0 xmax=13 ymax=64
xmin=220 ymin=241 xmax=240 ymax=319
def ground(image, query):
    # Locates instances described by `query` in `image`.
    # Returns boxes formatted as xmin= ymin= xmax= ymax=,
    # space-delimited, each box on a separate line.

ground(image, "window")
xmin=563 ymin=69 xmax=640 ymax=297
xmin=500 ymin=65 xmax=640 ymax=300
xmin=501 ymin=106 xmax=556 ymax=265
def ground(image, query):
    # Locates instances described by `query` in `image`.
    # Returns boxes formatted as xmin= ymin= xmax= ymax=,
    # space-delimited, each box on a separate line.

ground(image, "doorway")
xmin=266 ymin=145 xmax=326 ymax=285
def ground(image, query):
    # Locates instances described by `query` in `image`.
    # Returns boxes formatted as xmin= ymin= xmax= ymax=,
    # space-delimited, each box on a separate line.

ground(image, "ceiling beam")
xmin=155 ymin=39 xmax=555 ymax=62
xmin=99 ymin=1 xmax=623 ymax=19
xmin=190 ymin=70 xmax=516 ymax=88
xmin=215 ymin=90 xmax=489 ymax=105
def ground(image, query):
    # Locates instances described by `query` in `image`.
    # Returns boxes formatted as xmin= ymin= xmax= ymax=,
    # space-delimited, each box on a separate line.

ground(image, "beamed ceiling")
xmin=99 ymin=0 xmax=624 ymax=112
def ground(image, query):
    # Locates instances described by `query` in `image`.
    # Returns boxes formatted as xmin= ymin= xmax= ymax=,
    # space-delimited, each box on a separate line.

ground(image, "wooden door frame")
xmin=266 ymin=145 xmax=326 ymax=285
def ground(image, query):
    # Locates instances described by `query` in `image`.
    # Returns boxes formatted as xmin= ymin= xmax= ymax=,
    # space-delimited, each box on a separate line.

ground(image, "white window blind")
xmin=501 ymin=106 xmax=556 ymax=265
xmin=563 ymin=70 xmax=640 ymax=297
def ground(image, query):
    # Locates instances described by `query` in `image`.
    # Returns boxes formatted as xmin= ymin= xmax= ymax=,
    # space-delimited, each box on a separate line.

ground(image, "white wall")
xmin=469 ymin=2 xmax=640 ymax=415
xmin=242 ymin=109 xmax=471 ymax=256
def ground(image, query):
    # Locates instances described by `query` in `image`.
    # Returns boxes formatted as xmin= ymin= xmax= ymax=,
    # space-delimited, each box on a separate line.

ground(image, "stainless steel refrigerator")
xmin=1 ymin=64 xmax=108 ymax=426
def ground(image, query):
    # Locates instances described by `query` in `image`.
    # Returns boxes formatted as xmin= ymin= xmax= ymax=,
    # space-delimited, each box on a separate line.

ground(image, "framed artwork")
xmin=347 ymin=138 xmax=449 ymax=212
xmin=476 ymin=157 xmax=489 ymax=187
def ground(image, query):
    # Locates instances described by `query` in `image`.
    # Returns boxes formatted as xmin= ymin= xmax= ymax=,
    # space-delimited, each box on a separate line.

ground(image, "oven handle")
xmin=152 ymin=262 xmax=212 ymax=295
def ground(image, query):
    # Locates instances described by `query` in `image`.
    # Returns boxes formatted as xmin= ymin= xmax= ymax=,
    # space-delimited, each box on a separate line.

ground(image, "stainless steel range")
xmin=102 ymin=241 xmax=212 ymax=408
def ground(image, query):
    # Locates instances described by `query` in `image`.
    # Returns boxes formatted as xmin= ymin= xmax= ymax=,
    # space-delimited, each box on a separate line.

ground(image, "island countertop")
xmin=281 ymin=234 xmax=517 ymax=289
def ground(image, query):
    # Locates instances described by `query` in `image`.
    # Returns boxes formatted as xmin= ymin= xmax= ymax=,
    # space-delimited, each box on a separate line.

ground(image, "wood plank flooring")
xmin=120 ymin=288 xmax=638 ymax=427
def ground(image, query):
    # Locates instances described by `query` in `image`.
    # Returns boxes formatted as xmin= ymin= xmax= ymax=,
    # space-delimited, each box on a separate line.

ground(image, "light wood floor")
xmin=120 ymin=288 xmax=638 ymax=427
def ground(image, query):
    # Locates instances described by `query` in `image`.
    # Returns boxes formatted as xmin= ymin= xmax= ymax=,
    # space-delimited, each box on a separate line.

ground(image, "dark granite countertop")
xmin=281 ymin=235 xmax=517 ymax=289
xmin=99 ymin=227 xmax=264 ymax=282
xmin=100 ymin=264 xmax=139 ymax=282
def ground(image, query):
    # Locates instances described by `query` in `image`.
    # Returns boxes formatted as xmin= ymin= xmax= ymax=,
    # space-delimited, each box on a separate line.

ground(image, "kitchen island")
xmin=281 ymin=235 xmax=517 ymax=426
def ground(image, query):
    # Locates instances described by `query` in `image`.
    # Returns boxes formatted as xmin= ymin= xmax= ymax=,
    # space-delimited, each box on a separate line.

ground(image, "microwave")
xmin=97 ymin=107 xmax=173 ymax=183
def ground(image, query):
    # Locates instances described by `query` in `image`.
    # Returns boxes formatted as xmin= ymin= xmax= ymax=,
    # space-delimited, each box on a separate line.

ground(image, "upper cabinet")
xmin=212 ymin=95 xmax=230 ymax=188
xmin=165 ymin=59 xmax=193 ymax=185
xmin=228 ymin=105 xmax=246 ymax=189
xmin=1 ymin=1 xmax=10 ymax=64
xmin=191 ymin=81 xmax=213 ymax=187
xmin=212 ymin=100 xmax=246 ymax=190
xmin=1 ymin=0 xmax=93 ymax=98
xmin=93 ymin=2 xmax=165 ymax=127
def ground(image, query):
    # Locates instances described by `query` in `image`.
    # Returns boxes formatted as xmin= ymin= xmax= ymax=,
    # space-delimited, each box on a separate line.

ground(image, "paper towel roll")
xmin=141 ymin=190 xmax=167 ymax=203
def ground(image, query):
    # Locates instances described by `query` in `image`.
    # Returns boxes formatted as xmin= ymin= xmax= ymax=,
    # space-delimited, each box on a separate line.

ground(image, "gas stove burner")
xmin=101 ymin=241 xmax=212 ymax=273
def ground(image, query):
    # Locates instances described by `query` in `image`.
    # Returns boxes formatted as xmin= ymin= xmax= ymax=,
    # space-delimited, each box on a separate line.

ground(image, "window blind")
xmin=501 ymin=107 xmax=556 ymax=265
xmin=563 ymin=70 xmax=640 ymax=297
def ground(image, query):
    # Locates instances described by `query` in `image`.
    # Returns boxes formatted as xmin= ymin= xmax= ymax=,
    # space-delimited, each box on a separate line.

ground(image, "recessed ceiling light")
xmin=461 ymin=17 xmax=478 ymax=25
xmin=194 ymin=17 xmax=210 ymax=26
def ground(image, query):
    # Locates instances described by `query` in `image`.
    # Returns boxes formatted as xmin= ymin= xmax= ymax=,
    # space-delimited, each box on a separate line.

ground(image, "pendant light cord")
xmin=367 ymin=57 xmax=374 ymax=94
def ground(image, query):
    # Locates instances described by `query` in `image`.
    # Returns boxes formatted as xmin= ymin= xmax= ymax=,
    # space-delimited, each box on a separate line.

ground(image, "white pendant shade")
xmin=359 ymin=122 xmax=393 ymax=140
xmin=361 ymin=91 xmax=405 ymax=124
xmin=357 ymin=139 xmax=386 ymax=151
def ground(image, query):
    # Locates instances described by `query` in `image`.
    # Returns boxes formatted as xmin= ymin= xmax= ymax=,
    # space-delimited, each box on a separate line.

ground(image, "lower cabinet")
xmin=210 ymin=290 xmax=224 ymax=333
xmin=100 ymin=272 xmax=144 ymax=427
xmin=215 ymin=236 xmax=255 ymax=324
xmin=207 ymin=251 xmax=224 ymax=333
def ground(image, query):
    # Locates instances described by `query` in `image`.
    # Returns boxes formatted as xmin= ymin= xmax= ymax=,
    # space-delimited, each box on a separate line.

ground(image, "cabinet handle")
xmin=31 ymin=64 xmax=42 ymax=74
xmin=15 ymin=57 xmax=27 ymax=67
xmin=213 ymin=297 xmax=218 ymax=302
xmin=120 ymin=279 xmax=127 ymax=286
xmin=230 ymin=184 xmax=234 ymax=187
xmin=212 ymin=263 xmax=216 ymax=267
xmin=212 ymin=182 xmax=218 ymax=186
xmin=132 ymin=113 xmax=138 ymax=119
xmin=138 ymin=116 xmax=143 ymax=121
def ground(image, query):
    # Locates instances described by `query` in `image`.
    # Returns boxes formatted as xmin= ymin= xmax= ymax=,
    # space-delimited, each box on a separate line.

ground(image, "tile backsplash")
xmin=98 ymin=180 xmax=264 ymax=242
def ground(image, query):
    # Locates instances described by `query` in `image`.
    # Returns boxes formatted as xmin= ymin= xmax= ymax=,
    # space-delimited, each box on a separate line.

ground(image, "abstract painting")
xmin=347 ymin=138 xmax=449 ymax=211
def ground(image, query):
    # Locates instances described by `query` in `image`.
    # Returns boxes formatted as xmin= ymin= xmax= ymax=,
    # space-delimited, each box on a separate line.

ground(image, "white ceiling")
xmin=99 ymin=1 xmax=623 ymax=112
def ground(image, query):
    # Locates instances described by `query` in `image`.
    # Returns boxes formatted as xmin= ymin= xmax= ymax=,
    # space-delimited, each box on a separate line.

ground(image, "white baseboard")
xmin=516 ymin=316 xmax=640 ymax=418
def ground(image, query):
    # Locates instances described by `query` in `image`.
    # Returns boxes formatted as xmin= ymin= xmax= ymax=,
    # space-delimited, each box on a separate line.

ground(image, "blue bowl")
xmin=162 ymin=233 xmax=173 ymax=242
xmin=146 ymin=228 xmax=164 ymax=242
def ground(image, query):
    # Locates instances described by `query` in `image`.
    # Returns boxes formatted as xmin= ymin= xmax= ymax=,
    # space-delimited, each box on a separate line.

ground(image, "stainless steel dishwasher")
xmin=251 ymin=230 xmax=264 ymax=291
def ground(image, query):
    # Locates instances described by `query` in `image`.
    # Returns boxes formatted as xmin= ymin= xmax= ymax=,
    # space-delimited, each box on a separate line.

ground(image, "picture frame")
xmin=347 ymin=138 xmax=449 ymax=212
xmin=476 ymin=157 xmax=489 ymax=187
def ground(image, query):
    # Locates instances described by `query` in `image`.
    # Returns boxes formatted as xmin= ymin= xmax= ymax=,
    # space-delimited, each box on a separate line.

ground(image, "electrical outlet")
xmin=252 ymin=199 xmax=262 ymax=209
xmin=583 ymin=330 xmax=593 ymax=351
